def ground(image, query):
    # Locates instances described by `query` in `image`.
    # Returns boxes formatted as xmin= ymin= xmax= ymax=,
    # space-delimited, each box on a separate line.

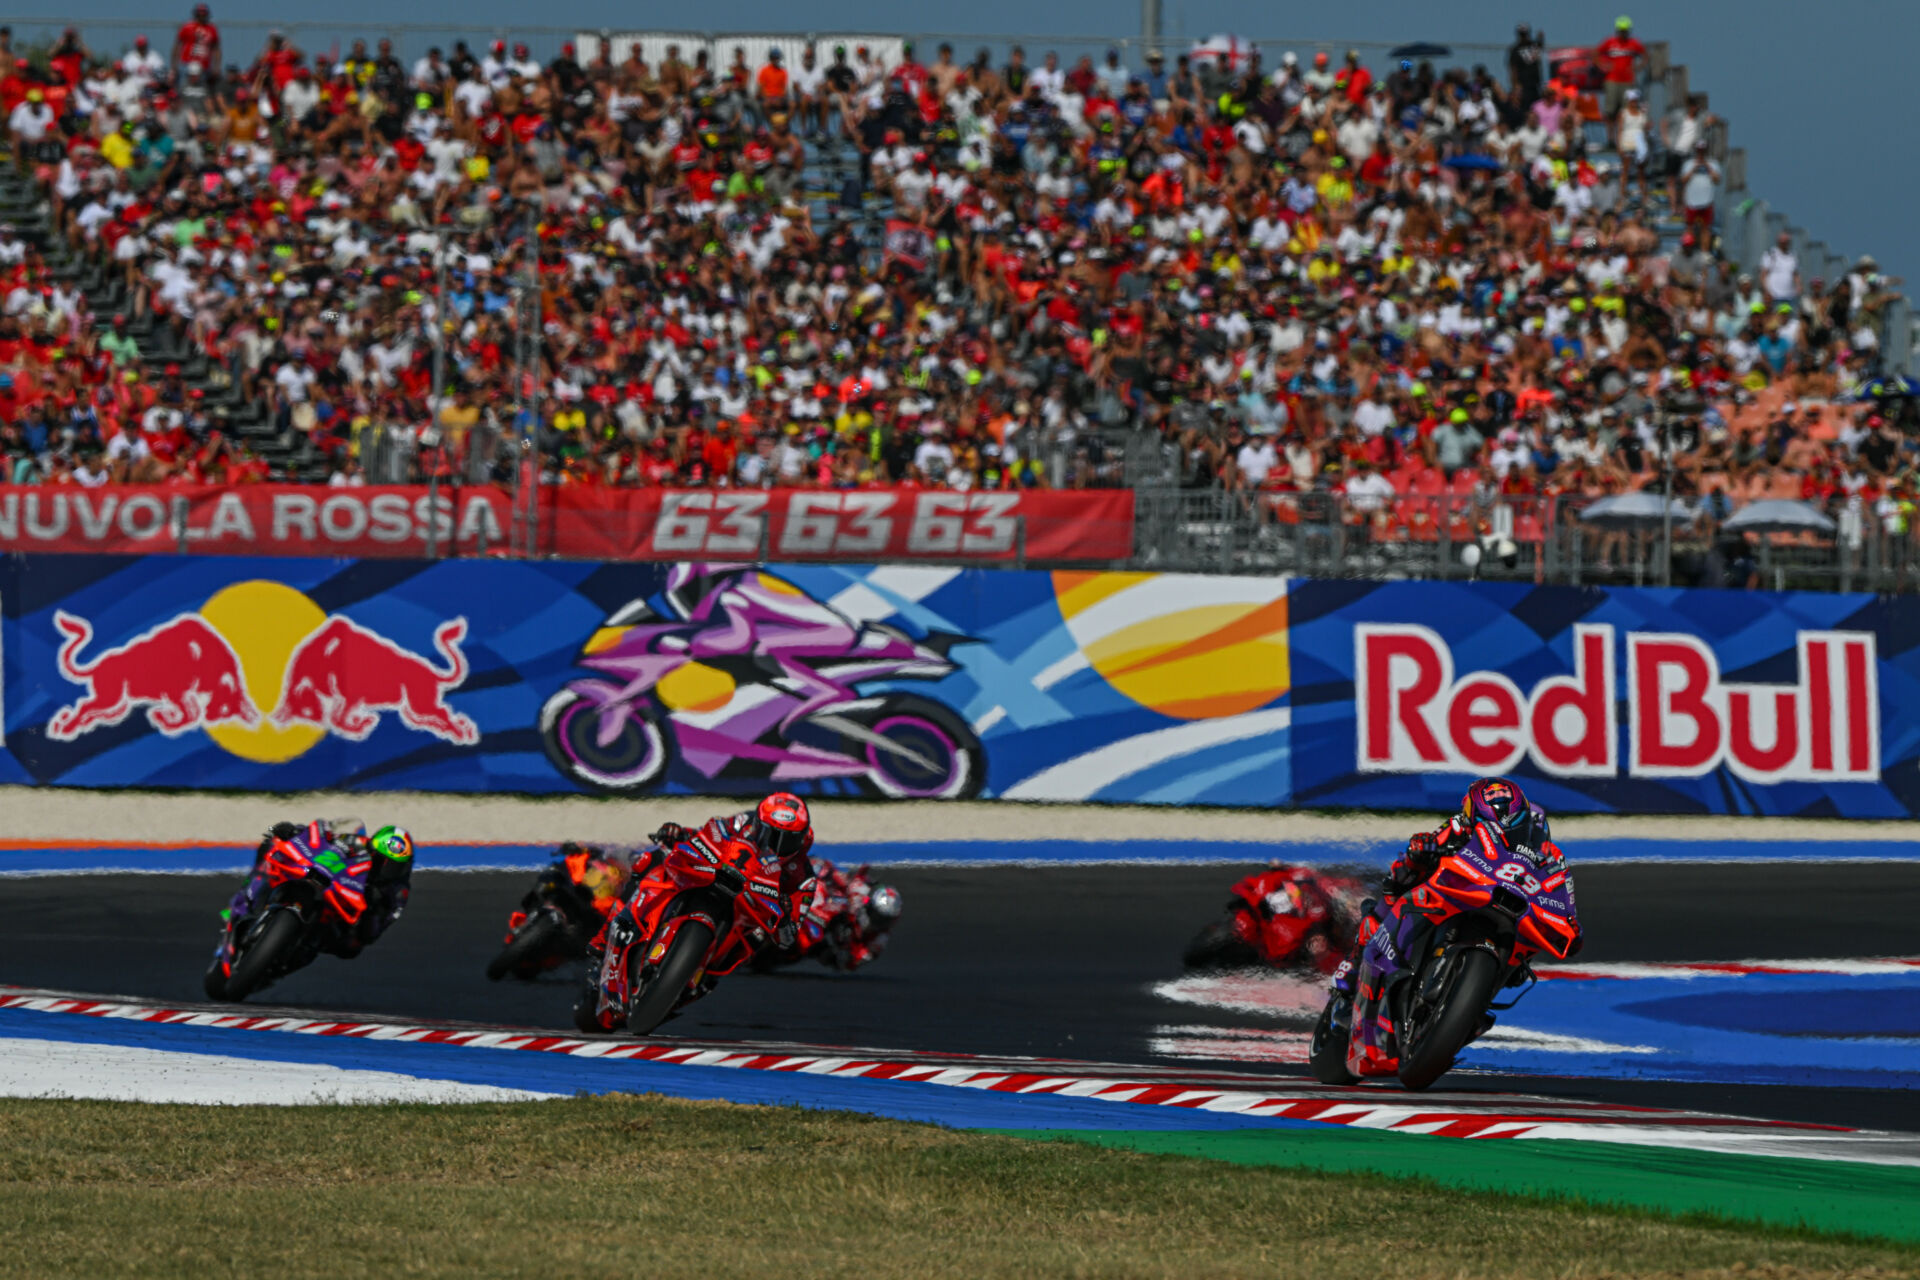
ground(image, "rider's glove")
xmin=649 ymin=823 xmax=688 ymax=847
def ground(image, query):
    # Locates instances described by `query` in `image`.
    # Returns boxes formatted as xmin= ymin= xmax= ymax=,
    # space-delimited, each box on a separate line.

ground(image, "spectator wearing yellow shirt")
xmin=99 ymin=123 xmax=135 ymax=169
xmin=1315 ymin=156 xmax=1353 ymax=209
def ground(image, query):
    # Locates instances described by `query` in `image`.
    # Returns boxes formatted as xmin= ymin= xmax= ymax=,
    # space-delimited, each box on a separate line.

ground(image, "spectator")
xmin=1678 ymin=143 xmax=1720 ymax=232
xmin=1760 ymin=231 xmax=1801 ymax=305
xmin=1595 ymin=15 xmax=1646 ymax=117
xmin=172 ymin=2 xmax=220 ymax=86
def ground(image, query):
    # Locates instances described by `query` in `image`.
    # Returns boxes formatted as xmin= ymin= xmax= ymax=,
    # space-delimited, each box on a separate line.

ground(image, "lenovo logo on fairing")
xmin=1354 ymin=624 xmax=1878 ymax=783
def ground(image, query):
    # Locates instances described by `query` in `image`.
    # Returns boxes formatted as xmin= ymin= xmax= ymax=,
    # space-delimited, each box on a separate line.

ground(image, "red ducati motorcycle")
xmin=573 ymin=832 xmax=791 ymax=1036
xmin=1183 ymin=864 xmax=1366 ymax=973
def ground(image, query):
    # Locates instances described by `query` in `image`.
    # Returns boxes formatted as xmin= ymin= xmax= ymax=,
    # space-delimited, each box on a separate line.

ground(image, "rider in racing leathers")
xmin=647 ymin=792 xmax=819 ymax=953
xmin=800 ymin=858 xmax=903 ymax=970
xmin=1327 ymin=778 xmax=1562 ymax=1069
xmin=222 ymin=820 xmax=415 ymax=958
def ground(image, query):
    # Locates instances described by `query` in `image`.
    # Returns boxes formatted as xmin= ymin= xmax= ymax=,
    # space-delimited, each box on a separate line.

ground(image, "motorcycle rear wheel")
xmin=624 ymin=920 xmax=715 ymax=1037
xmin=486 ymin=912 xmax=563 ymax=982
xmin=1397 ymin=947 xmax=1502 ymax=1092
xmin=1308 ymin=996 xmax=1358 ymax=1085
xmin=222 ymin=911 xmax=303 ymax=1002
xmin=1182 ymin=916 xmax=1259 ymax=970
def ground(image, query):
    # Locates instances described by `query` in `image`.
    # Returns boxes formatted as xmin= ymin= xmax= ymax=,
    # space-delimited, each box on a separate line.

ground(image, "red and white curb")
xmin=2 ymin=988 xmax=1915 ymax=1166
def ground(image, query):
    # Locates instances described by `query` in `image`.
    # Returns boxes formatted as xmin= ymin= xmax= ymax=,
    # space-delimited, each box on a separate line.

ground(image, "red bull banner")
xmin=0 ymin=486 xmax=1132 ymax=563
xmin=1289 ymin=579 xmax=1920 ymax=817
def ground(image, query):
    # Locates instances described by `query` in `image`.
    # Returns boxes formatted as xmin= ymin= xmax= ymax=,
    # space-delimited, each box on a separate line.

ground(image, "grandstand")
xmin=0 ymin=16 xmax=1914 ymax=587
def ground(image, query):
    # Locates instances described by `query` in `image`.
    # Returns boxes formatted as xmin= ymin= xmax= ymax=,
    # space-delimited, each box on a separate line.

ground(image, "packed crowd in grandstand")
xmin=0 ymin=9 xmax=1911 ymax=545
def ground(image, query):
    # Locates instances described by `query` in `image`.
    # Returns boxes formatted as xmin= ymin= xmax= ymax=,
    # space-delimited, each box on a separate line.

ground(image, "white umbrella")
xmin=1721 ymin=499 xmax=1836 ymax=536
xmin=1578 ymin=492 xmax=1695 ymax=529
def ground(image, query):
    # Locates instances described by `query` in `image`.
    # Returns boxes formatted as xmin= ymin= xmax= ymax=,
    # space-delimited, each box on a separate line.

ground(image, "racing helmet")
xmin=752 ymin=793 xmax=810 ymax=859
xmin=1462 ymin=778 xmax=1531 ymax=841
xmin=370 ymin=825 xmax=415 ymax=864
xmin=866 ymin=884 xmax=903 ymax=928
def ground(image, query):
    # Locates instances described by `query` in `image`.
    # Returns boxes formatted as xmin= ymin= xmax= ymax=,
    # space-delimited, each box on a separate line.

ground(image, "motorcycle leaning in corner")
xmin=486 ymin=843 xmax=631 ymax=981
xmin=1309 ymin=819 xmax=1582 ymax=1091
xmin=754 ymin=857 xmax=903 ymax=972
xmin=573 ymin=826 xmax=800 ymax=1036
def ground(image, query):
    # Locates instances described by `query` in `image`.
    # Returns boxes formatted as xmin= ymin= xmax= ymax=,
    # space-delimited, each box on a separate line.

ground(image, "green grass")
xmin=0 ymin=1096 xmax=1915 ymax=1279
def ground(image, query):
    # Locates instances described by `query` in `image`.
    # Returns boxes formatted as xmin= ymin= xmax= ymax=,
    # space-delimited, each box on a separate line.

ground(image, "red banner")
xmin=0 ymin=485 xmax=1133 ymax=562
xmin=546 ymin=488 xmax=1134 ymax=562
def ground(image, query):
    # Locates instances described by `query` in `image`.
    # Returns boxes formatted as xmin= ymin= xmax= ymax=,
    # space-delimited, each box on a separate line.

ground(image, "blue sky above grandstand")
xmin=33 ymin=0 xmax=1918 ymax=291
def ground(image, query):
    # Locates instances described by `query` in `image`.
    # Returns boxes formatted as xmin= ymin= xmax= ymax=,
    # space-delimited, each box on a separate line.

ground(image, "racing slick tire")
xmin=1308 ymin=996 xmax=1359 ymax=1085
xmin=486 ymin=912 xmax=563 ymax=982
xmin=1396 ymin=947 xmax=1503 ymax=1092
xmin=221 ymin=910 xmax=303 ymax=1002
xmin=1182 ymin=916 xmax=1260 ymax=970
xmin=623 ymin=920 xmax=714 ymax=1038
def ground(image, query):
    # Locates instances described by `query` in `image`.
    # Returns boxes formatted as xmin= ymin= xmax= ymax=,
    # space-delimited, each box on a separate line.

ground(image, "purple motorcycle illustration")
xmin=538 ymin=565 xmax=985 ymax=798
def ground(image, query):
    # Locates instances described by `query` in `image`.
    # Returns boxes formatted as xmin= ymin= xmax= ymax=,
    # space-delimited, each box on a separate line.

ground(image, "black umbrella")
xmin=1389 ymin=42 xmax=1452 ymax=59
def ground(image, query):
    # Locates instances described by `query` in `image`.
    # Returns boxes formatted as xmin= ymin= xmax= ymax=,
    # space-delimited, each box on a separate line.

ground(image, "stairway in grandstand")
xmin=0 ymin=154 xmax=306 ymax=474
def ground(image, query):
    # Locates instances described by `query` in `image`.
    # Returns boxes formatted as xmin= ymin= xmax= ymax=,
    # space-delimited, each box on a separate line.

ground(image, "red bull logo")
xmin=46 ymin=579 xmax=477 ymax=759
xmin=49 ymin=613 xmax=258 ymax=739
xmin=270 ymin=615 xmax=477 ymax=744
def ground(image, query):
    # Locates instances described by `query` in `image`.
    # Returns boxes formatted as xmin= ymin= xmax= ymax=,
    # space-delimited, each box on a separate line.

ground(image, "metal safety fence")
xmin=1129 ymin=488 xmax=1920 ymax=593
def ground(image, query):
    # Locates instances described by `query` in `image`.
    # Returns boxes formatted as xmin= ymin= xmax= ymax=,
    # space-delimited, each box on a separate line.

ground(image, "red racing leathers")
xmin=648 ymin=812 xmax=816 ymax=950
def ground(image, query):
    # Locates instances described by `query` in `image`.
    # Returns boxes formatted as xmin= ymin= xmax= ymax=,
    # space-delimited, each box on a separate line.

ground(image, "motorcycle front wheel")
xmin=1182 ymin=915 xmax=1259 ymax=970
xmin=222 ymin=911 xmax=304 ymax=1002
xmin=624 ymin=919 xmax=715 ymax=1037
xmin=539 ymin=687 xmax=671 ymax=793
xmin=1308 ymin=996 xmax=1359 ymax=1085
xmin=486 ymin=911 xmax=564 ymax=982
xmin=1396 ymin=947 xmax=1502 ymax=1092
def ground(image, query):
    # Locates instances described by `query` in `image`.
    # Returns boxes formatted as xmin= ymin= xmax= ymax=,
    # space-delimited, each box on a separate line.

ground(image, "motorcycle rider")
xmin=222 ymin=820 xmax=415 ymax=958
xmin=1327 ymin=778 xmax=1561 ymax=1069
xmin=801 ymin=859 xmax=903 ymax=970
xmin=647 ymin=792 xmax=818 ymax=953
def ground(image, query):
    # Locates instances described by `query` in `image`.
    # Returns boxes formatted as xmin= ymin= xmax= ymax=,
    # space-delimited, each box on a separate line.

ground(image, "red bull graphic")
xmin=45 ymin=581 xmax=475 ymax=758
xmin=48 ymin=611 xmax=258 ymax=740
xmin=271 ymin=616 xmax=477 ymax=745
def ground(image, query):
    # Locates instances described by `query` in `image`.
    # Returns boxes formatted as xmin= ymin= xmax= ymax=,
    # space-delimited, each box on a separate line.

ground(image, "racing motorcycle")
xmin=1182 ymin=864 xmax=1365 ymax=973
xmin=538 ymin=567 xmax=984 ymax=799
xmin=204 ymin=833 xmax=372 ymax=1002
xmin=486 ymin=844 xmax=629 ymax=981
xmin=754 ymin=859 xmax=903 ymax=972
xmin=573 ymin=832 xmax=793 ymax=1036
xmin=1309 ymin=820 xmax=1582 ymax=1091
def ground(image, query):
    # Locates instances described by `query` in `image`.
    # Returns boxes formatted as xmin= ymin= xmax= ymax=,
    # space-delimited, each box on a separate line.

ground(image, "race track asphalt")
xmin=2 ymin=862 xmax=1914 ymax=1131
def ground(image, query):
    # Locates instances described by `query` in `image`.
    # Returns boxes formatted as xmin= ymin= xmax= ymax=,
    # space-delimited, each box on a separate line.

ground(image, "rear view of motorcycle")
xmin=1310 ymin=821 xmax=1582 ymax=1090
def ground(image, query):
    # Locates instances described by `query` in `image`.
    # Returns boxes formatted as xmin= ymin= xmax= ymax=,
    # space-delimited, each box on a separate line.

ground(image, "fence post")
xmin=171 ymin=495 xmax=188 ymax=555
xmin=1015 ymin=514 xmax=1027 ymax=571
xmin=427 ymin=471 xmax=440 ymax=560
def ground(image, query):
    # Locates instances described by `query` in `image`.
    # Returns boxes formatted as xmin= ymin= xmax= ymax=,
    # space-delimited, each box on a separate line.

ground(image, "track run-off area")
xmin=2 ymin=790 xmax=1917 ymax=1240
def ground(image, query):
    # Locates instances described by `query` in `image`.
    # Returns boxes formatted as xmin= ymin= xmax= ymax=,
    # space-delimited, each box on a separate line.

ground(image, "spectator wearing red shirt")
xmin=1335 ymin=50 xmax=1372 ymax=106
xmin=173 ymin=3 xmax=220 ymax=86
xmin=1596 ymin=16 xmax=1646 ymax=117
